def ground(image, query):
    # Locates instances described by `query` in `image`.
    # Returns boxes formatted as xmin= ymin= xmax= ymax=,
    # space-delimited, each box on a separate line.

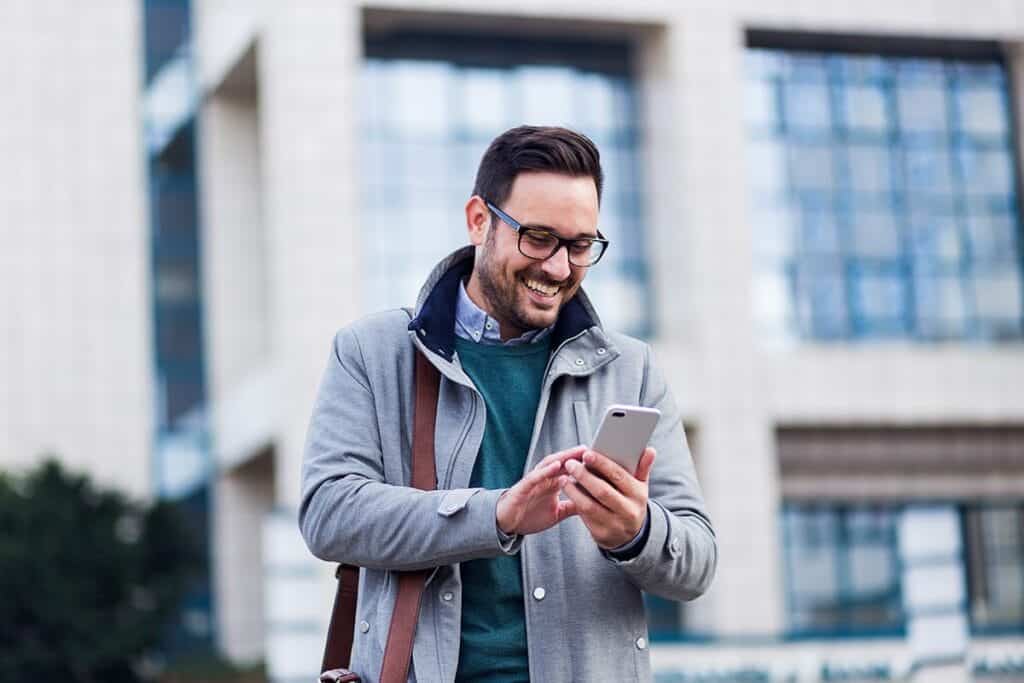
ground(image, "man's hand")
xmin=561 ymin=447 xmax=656 ymax=549
xmin=496 ymin=445 xmax=586 ymax=536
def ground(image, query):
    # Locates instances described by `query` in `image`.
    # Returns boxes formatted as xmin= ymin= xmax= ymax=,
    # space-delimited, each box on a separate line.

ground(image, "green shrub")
xmin=0 ymin=459 xmax=200 ymax=682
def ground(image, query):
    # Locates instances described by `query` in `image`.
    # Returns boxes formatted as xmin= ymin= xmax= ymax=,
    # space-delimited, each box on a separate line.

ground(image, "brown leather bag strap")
xmin=320 ymin=349 xmax=440 ymax=680
xmin=321 ymin=564 xmax=360 ymax=672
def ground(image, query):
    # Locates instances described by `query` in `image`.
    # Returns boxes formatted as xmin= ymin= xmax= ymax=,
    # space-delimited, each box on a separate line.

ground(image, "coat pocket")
xmin=573 ymin=400 xmax=592 ymax=445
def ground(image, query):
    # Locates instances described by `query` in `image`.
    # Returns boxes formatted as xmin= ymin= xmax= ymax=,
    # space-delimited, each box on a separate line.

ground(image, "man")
xmin=300 ymin=126 xmax=716 ymax=682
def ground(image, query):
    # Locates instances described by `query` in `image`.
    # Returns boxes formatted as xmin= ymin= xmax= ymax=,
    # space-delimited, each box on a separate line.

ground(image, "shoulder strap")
xmin=321 ymin=347 xmax=440 ymax=681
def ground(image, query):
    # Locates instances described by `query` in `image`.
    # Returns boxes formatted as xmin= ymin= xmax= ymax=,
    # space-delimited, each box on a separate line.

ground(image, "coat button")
xmin=442 ymin=591 xmax=454 ymax=602
xmin=532 ymin=587 xmax=546 ymax=601
xmin=359 ymin=621 xmax=370 ymax=633
xmin=574 ymin=358 xmax=585 ymax=366
xmin=635 ymin=636 xmax=647 ymax=650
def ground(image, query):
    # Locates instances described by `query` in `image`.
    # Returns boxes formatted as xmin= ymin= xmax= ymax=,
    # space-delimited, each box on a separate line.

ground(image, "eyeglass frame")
xmin=484 ymin=201 xmax=611 ymax=267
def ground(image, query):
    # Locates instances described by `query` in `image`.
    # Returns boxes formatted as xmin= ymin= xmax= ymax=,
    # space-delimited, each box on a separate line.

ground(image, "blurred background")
xmin=3 ymin=0 xmax=1024 ymax=681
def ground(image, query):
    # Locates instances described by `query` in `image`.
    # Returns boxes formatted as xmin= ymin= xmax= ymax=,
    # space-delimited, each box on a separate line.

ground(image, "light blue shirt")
xmin=454 ymin=279 xmax=552 ymax=346
xmin=453 ymin=278 xmax=647 ymax=556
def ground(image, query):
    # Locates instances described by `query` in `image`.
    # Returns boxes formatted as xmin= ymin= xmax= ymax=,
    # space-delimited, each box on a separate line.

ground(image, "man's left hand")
xmin=560 ymin=447 xmax=656 ymax=549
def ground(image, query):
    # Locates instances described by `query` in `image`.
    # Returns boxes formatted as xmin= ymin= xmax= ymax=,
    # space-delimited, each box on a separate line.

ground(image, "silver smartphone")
xmin=589 ymin=404 xmax=661 ymax=475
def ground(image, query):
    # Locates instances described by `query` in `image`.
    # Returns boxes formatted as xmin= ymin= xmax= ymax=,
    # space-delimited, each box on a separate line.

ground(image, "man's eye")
xmin=569 ymin=241 xmax=593 ymax=255
xmin=524 ymin=231 xmax=557 ymax=247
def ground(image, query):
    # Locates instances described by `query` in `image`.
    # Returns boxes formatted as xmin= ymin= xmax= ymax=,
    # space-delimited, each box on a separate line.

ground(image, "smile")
xmin=523 ymin=277 xmax=560 ymax=297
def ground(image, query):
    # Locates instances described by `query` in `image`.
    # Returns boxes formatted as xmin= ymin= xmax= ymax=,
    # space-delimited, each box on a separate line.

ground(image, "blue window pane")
xmin=972 ymin=267 xmax=1023 ymax=322
xmin=784 ymin=81 xmax=831 ymax=131
xmin=967 ymin=210 xmax=1019 ymax=265
xmin=852 ymin=269 xmax=907 ymax=323
xmin=459 ymin=68 xmax=512 ymax=134
xmin=904 ymin=146 xmax=955 ymax=196
xmin=748 ymin=47 xmax=1023 ymax=342
xmin=959 ymin=146 xmax=1015 ymax=199
xmin=748 ymin=138 xmax=789 ymax=199
xmin=747 ymin=78 xmax=779 ymax=129
xmin=799 ymin=206 xmax=841 ymax=255
xmin=958 ymin=85 xmax=1009 ymax=139
xmin=844 ymin=84 xmax=889 ymax=133
xmin=847 ymin=143 xmax=893 ymax=195
xmin=789 ymin=142 xmax=836 ymax=192
xmin=909 ymin=210 xmax=962 ymax=268
xmin=794 ymin=262 xmax=849 ymax=338
xmin=850 ymin=210 xmax=901 ymax=260
xmin=784 ymin=506 xmax=903 ymax=635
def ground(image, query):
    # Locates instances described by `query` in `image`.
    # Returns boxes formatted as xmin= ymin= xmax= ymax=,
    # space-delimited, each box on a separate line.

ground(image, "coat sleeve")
xmin=604 ymin=343 xmax=718 ymax=601
xmin=298 ymin=326 xmax=515 ymax=571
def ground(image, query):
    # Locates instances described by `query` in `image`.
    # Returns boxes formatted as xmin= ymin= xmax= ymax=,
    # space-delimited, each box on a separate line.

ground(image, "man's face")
xmin=465 ymin=171 xmax=600 ymax=340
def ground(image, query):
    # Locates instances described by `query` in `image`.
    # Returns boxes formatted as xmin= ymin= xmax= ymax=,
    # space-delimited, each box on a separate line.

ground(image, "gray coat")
xmin=300 ymin=247 xmax=716 ymax=682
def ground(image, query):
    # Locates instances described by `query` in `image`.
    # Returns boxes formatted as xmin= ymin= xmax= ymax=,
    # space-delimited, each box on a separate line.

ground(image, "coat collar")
xmin=408 ymin=246 xmax=607 ymax=362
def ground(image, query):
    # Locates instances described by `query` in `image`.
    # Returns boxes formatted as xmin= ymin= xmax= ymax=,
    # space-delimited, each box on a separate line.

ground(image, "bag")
xmin=319 ymin=350 xmax=441 ymax=683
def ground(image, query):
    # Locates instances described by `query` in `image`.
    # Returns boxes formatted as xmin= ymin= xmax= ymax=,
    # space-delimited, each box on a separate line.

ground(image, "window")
xmin=965 ymin=504 xmax=1024 ymax=632
xmin=782 ymin=505 xmax=904 ymax=635
xmin=748 ymin=46 xmax=1024 ymax=342
xmin=361 ymin=33 xmax=651 ymax=337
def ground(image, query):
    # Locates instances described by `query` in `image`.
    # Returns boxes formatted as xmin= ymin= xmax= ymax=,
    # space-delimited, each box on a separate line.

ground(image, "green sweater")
xmin=453 ymin=336 xmax=551 ymax=683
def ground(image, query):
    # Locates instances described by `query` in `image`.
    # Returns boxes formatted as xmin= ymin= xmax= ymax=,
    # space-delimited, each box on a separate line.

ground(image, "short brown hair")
xmin=472 ymin=126 xmax=603 ymax=207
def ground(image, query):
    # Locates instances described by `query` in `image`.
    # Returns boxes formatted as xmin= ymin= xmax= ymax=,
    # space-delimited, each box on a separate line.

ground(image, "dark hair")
xmin=472 ymin=126 xmax=604 ymax=207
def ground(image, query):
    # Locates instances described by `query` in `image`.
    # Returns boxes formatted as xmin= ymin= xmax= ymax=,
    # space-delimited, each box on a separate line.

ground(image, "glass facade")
xmin=361 ymin=34 xmax=651 ymax=337
xmin=142 ymin=0 xmax=213 ymax=651
xmin=782 ymin=505 xmax=904 ymax=636
xmin=965 ymin=504 xmax=1024 ymax=632
xmin=747 ymin=48 xmax=1024 ymax=342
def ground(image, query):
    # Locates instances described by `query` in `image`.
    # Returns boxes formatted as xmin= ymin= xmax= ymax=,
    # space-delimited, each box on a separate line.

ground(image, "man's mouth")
xmin=523 ymin=277 xmax=561 ymax=298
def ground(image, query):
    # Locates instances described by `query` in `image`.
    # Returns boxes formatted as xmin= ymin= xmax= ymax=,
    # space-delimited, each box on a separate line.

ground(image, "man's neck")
xmin=464 ymin=272 xmax=527 ymax=341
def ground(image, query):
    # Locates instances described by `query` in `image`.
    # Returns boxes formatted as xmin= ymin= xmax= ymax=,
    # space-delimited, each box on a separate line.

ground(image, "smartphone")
xmin=589 ymin=404 xmax=661 ymax=475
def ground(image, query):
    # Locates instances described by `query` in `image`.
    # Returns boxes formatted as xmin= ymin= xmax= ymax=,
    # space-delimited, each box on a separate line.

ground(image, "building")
xmin=4 ymin=1 xmax=1024 ymax=681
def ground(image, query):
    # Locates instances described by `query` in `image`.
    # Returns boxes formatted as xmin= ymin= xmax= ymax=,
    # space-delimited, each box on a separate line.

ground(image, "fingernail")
xmin=583 ymin=451 xmax=594 ymax=463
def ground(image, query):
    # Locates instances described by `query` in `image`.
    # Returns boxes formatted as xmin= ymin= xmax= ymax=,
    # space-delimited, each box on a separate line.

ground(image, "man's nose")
xmin=541 ymin=244 xmax=572 ymax=281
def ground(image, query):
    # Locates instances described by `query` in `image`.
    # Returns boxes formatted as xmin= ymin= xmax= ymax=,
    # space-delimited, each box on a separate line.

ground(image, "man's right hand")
xmin=495 ymin=445 xmax=586 ymax=536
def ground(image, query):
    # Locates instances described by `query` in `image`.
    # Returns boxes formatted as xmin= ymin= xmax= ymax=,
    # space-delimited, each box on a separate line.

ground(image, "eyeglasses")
xmin=485 ymin=201 xmax=610 ymax=267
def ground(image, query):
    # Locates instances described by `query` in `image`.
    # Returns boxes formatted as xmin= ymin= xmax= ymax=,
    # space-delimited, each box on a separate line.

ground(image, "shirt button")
xmin=442 ymin=591 xmax=454 ymax=602
xmin=670 ymin=537 xmax=680 ymax=554
xmin=574 ymin=358 xmax=585 ymax=366
xmin=635 ymin=636 xmax=647 ymax=650
xmin=359 ymin=621 xmax=370 ymax=633
xmin=485 ymin=322 xmax=493 ymax=330
xmin=597 ymin=347 xmax=607 ymax=355
xmin=533 ymin=587 xmax=546 ymax=601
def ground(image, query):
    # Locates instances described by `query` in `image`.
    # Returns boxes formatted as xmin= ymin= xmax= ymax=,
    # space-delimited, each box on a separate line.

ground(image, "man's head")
xmin=464 ymin=126 xmax=604 ymax=340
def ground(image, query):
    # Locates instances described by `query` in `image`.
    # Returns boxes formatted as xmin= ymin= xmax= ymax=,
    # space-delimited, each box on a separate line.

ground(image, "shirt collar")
xmin=455 ymin=278 xmax=552 ymax=346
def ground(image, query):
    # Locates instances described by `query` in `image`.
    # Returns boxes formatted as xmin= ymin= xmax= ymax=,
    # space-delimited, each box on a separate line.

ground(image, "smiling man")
xmin=300 ymin=126 xmax=716 ymax=683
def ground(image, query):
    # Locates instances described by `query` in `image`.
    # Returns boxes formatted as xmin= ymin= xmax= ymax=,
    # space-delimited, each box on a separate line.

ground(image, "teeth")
xmin=524 ymin=278 xmax=559 ymax=296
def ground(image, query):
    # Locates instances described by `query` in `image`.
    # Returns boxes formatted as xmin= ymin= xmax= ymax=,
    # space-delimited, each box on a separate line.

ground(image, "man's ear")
xmin=465 ymin=195 xmax=490 ymax=246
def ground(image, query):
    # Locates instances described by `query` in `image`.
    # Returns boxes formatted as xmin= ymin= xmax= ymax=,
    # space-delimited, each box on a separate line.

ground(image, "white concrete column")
xmin=667 ymin=9 xmax=784 ymax=636
xmin=257 ymin=2 xmax=364 ymax=508
xmin=212 ymin=453 xmax=276 ymax=663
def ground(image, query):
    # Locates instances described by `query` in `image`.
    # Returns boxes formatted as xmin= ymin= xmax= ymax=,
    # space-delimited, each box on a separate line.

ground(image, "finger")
xmin=561 ymin=471 xmax=614 ymax=518
xmin=560 ymin=480 xmax=598 ymax=518
xmin=526 ymin=460 xmax=563 ymax=483
xmin=556 ymin=498 xmax=578 ymax=521
xmin=533 ymin=445 xmax=587 ymax=471
xmin=634 ymin=448 xmax=657 ymax=483
xmin=578 ymin=451 xmax=635 ymax=498
xmin=513 ymin=461 xmax=564 ymax=502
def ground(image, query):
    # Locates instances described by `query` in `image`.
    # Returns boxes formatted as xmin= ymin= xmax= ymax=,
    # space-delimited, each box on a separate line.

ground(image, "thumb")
xmin=634 ymin=447 xmax=656 ymax=483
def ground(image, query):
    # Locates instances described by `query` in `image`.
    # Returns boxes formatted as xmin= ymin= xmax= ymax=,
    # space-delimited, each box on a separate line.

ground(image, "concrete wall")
xmin=1 ymin=1 xmax=152 ymax=497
